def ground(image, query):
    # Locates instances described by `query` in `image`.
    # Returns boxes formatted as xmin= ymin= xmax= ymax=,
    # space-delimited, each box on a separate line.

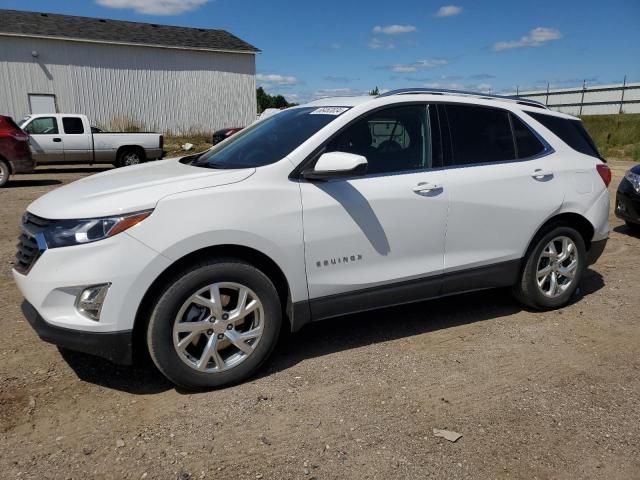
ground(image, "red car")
xmin=0 ymin=115 xmax=34 ymax=187
xmin=212 ymin=127 xmax=243 ymax=145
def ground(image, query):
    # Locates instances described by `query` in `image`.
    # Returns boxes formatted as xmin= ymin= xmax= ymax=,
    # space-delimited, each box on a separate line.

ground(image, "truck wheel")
xmin=116 ymin=149 xmax=144 ymax=167
xmin=0 ymin=160 xmax=10 ymax=187
xmin=513 ymin=225 xmax=586 ymax=310
xmin=147 ymin=258 xmax=282 ymax=390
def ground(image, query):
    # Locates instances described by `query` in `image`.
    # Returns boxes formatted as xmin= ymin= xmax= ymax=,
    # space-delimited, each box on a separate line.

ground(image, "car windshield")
xmin=18 ymin=116 xmax=31 ymax=128
xmin=188 ymin=106 xmax=350 ymax=169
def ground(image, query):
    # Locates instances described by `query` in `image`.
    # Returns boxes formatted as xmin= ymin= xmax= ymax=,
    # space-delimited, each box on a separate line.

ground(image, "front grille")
xmin=14 ymin=212 xmax=53 ymax=274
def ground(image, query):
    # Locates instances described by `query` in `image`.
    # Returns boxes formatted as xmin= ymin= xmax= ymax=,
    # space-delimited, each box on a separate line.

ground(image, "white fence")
xmin=513 ymin=81 xmax=640 ymax=116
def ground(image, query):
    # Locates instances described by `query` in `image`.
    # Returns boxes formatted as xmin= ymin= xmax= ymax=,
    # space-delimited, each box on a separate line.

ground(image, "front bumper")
xmin=13 ymin=230 xmax=171 ymax=333
xmin=615 ymin=182 xmax=640 ymax=225
xmin=22 ymin=300 xmax=132 ymax=364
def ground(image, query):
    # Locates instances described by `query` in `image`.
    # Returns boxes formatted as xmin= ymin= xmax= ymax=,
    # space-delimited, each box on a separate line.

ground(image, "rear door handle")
xmin=52 ymin=138 xmax=62 ymax=143
xmin=413 ymin=182 xmax=443 ymax=194
xmin=531 ymin=169 xmax=553 ymax=179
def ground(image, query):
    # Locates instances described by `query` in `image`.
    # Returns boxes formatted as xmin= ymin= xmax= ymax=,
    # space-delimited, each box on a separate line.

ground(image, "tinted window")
xmin=191 ymin=107 xmax=347 ymax=169
xmin=24 ymin=117 xmax=58 ymax=135
xmin=527 ymin=112 xmax=601 ymax=159
xmin=445 ymin=105 xmax=515 ymax=166
xmin=326 ymin=105 xmax=430 ymax=175
xmin=63 ymin=117 xmax=84 ymax=134
xmin=511 ymin=114 xmax=545 ymax=158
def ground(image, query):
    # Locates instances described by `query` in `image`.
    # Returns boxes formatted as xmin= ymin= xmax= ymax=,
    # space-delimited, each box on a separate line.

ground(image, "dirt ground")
xmin=1 ymin=161 xmax=639 ymax=480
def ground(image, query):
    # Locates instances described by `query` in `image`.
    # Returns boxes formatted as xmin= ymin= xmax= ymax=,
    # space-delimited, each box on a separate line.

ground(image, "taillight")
xmin=159 ymin=135 xmax=164 ymax=149
xmin=596 ymin=164 xmax=611 ymax=188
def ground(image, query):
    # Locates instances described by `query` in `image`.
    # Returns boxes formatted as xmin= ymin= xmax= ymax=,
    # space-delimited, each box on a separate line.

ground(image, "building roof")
xmin=0 ymin=9 xmax=259 ymax=54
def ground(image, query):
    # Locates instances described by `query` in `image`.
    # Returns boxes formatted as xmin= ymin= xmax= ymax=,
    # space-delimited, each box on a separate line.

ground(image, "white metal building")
xmin=0 ymin=9 xmax=259 ymax=134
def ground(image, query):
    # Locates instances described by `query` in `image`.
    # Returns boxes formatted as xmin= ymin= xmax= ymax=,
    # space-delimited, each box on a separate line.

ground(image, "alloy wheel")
xmin=536 ymin=236 xmax=579 ymax=298
xmin=172 ymin=282 xmax=264 ymax=373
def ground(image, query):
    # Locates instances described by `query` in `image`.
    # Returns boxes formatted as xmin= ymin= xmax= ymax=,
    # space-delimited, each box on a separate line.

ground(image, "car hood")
xmin=28 ymin=158 xmax=255 ymax=219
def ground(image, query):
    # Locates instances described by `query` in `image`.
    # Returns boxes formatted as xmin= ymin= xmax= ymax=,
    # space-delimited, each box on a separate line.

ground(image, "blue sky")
xmin=2 ymin=0 xmax=639 ymax=103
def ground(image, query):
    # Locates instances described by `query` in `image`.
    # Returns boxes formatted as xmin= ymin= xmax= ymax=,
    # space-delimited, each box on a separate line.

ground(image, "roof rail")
xmin=378 ymin=88 xmax=549 ymax=109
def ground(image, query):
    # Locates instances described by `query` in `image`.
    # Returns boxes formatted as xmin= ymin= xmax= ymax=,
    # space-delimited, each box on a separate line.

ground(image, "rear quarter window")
xmin=527 ymin=112 xmax=601 ymax=159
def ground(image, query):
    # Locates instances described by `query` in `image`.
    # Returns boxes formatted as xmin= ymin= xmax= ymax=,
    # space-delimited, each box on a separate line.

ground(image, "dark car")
xmin=212 ymin=127 xmax=243 ymax=145
xmin=0 ymin=115 xmax=35 ymax=187
xmin=615 ymin=163 xmax=640 ymax=233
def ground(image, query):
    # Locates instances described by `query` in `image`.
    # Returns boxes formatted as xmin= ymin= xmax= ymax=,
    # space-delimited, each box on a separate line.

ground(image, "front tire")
xmin=513 ymin=226 xmax=586 ymax=310
xmin=147 ymin=259 xmax=282 ymax=390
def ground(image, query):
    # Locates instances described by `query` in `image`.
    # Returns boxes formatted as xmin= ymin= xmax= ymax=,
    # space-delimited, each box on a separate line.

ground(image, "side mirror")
xmin=302 ymin=151 xmax=368 ymax=181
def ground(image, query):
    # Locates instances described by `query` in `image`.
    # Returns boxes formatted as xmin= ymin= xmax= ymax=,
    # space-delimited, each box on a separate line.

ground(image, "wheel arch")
xmin=116 ymin=145 xmax=146 ymax=162
xmin=0 ymin=154 xmax=11 ymax=173
xmin=132 ymin=244 xmax=299 ymax=359
xmin=524 ymin=212 xmax=595 ymax=259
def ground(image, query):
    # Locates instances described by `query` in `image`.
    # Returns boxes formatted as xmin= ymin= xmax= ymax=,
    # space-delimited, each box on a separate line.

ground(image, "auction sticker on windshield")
xmin=310 ymin=107 xmax=350 ymax=115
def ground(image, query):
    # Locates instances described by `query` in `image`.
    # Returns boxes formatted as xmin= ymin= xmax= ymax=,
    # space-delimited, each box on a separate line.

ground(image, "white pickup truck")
xmin=19 ymin=114 xmax=164 ymax=167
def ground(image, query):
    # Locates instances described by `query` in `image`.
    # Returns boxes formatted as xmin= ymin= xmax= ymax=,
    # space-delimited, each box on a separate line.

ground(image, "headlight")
xmin=43 ymin=210 xmax=152 ymax=248
xmin=625 ymin=170 xmax=640 ymax=193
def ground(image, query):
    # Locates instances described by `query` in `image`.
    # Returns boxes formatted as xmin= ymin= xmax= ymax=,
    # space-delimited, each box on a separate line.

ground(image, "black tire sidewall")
xmin=117 ymin=150 xmax=141 ymax=167
xmin=522 ymin=226 xmax=586 ymax=309
xmin=147 ymin=260 xmax=282 ymax=390
xmin=0 ymin=160 xmax=9 ymax=187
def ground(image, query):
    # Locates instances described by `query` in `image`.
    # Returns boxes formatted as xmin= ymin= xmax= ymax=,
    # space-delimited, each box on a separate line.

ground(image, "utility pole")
xmin=545 ymin=82 xmax=550 ymax=106
xmin=619 ymin=75 xmax=627 ymax=114
xmin=579 ymin=80 xmax=586 ymax=116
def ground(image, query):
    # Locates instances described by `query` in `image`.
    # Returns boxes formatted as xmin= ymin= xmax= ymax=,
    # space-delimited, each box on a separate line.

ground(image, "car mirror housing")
xmin=302 ymin=151 xmax=368 ymax=181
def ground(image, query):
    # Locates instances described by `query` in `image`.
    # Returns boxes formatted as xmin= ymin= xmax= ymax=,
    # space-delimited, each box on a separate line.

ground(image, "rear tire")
xmin=116 ymin=148 xmax=144 ymax=167
xmin=0 ymin=160 xmax=9 ymax=187
xmin=147 ymin=258 xmax=282 ymax=390
xmin=513 ymin=225 xmax=586 ymax=310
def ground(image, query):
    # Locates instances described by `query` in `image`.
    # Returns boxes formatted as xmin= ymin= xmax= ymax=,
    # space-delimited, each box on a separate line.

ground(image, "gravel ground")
xmin=1 ymin=161 xmax=639 ymax=480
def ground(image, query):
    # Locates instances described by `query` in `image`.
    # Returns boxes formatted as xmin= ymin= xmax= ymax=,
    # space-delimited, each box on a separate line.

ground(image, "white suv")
xmin=14 ymin=89 xmax=611 ymax=389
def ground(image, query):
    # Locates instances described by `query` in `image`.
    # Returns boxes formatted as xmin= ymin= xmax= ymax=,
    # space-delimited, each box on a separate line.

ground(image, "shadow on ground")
xmin=6 ymin=179 xmax=62 ymax=188
xmin=33 ymin=166 xmax=111 ymax=174
xmin=613 ymin=223 xmax=640 ymax=238
xmin=59 ymin=269 xmax=605 ymax=395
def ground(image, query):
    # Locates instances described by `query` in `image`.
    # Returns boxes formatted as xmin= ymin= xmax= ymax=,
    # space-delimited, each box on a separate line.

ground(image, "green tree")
xmin=369 ymin=86 xmax=380 ymax=96
xmin=256 ymin=87 xmax=297 ymax=113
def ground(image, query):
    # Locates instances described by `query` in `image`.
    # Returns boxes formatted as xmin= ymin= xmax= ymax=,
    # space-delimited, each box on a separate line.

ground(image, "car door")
xmin=437 ymin=103 xmax=564 ymax=292
xmin=61 ymin=116 xmax=91 ymax=162
xmin=299 ymin=104 xmax=448 ymax=319
xmin=23 ymin=116 xmax=64 ymax=163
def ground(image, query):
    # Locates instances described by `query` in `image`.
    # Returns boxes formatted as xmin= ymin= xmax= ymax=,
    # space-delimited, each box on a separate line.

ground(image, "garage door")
xmin=29 ymin=94 xmax=57 ymax=114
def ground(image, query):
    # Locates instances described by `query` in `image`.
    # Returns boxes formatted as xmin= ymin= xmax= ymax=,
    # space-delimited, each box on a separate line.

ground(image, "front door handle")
xmin=412 ymin=182 xmax=443 ymax=194
xmin=531 ymin=169 xmax=553 ymax=179
xmin=52 ymin=138 xmax=62 ymax=143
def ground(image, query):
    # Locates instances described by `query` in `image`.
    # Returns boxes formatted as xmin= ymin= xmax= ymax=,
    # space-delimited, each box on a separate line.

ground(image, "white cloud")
xmin=435 ymin=5 xmax=462 ymax=17
xmin=256 ymin=74 xmax=298 ymax=86
xmin=368 ymin=37 xmax=395 ymax=50
xmin=95 ymin=0 xmax=208 ymax=15
xmin=493 ymin=27 xmax=562 ymax=51
xmin=389 ymin=58 xmax=449 ymax=73
xmin=372 ymin=24 xmax=417 ymax=35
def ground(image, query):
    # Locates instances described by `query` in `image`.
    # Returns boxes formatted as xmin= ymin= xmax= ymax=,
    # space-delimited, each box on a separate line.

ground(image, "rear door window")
xmin=510 ymin=114 xmax=546 ymax=158
xmin=527 ymin=112 xmax=601 ymax=159
xmin=443 ymin=104 xmax=516 ymax=166
xmin=62 ymin=117 xmax=85 ymax=134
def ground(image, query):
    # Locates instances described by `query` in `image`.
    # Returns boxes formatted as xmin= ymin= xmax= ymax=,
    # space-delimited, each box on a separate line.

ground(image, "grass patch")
xmin=581 ymin=114 xmax=640 ymax=161
xmin=163 ymin=134 xmax=212 ymax=159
